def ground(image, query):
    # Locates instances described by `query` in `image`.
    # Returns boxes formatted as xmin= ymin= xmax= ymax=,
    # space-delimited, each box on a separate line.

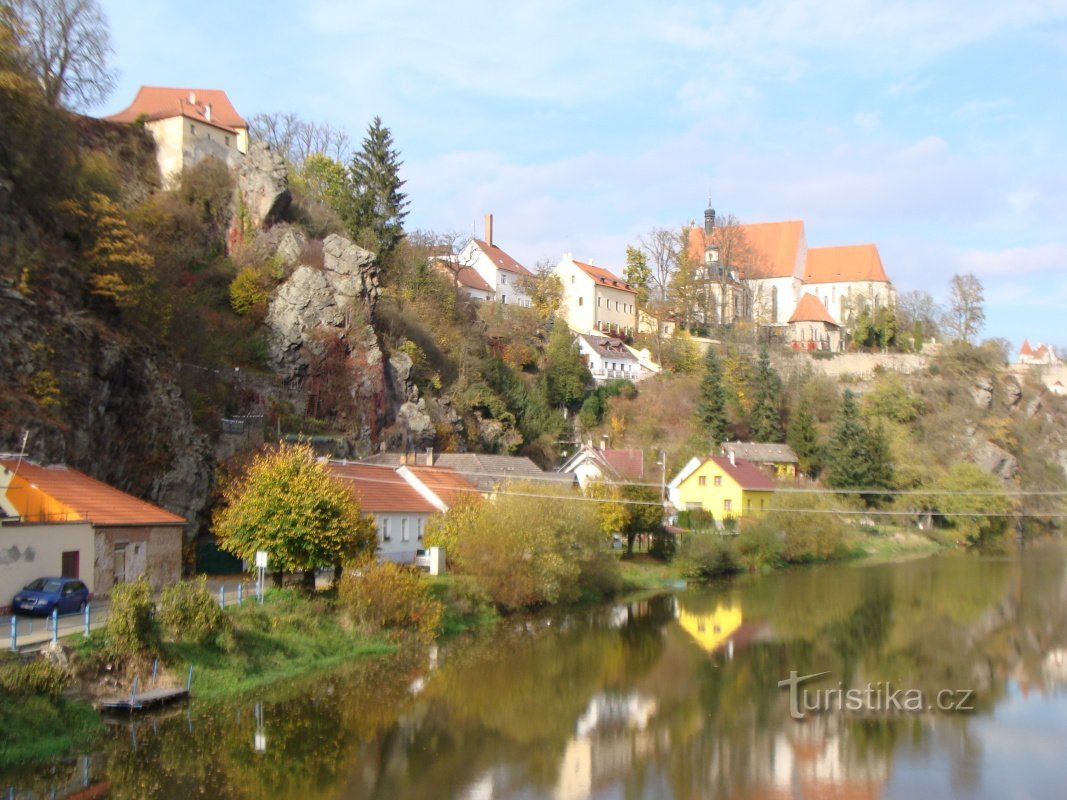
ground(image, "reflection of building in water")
xmin=1015 ymin=647 xmax=1067 ymax=697
xmin=556 ymin=692 xmax=660 ymax=800
xmin=771 ymin=716 xmax=889 ymax=798
xmin=676 ymin=598 xmax=769 ymax=659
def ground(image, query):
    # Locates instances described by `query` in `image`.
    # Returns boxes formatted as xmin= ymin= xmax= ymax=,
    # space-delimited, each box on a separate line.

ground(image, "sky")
xmin=92 ymin=0 xmax=1067 ymax=351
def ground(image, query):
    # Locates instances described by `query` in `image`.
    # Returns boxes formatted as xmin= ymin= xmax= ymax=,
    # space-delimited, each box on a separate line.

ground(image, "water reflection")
xmin=5 ymin=545 xmax=1067 ymax=799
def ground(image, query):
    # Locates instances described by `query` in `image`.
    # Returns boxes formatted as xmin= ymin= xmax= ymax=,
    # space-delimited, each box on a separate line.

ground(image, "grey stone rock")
xmin=1003 ymin=376 xmax=1023 ymax=408
xmin=1026 ymin=397 xmax=1043 ymax=418
xmin=973 ymin=440 xmax=1019 ymax=481
xmin=971 ymin=376 xmax=994 ymax=409
xmin=235 ymin=141 xmax=291 ymax=230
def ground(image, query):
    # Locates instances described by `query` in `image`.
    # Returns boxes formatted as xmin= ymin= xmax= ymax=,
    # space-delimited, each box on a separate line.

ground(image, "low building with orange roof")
xmin=447 ymin=214 xmax=535 ymax=307
xmin=555 ymin=253 xmax=638 ymax=337
xmin=1 ymin=457 xmax=186 ymax=609
xmin=787 ymin=292 xmax=843 ymax=352
xmin=432 ymin=258 xmax=495 ymax=302
xmin=105 ymin=86 xmax=248 ymax=187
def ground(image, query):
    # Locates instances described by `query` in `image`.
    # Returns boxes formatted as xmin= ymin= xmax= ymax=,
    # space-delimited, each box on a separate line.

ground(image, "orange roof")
xmin=434 ymin=259 xmax=493 ymax=293
xmin=804 ymin=244 xmax=889 ymax=284
xmin=735 ymin=221 xmax=806 ymax=279
xmin=574 ymin=260 xmax=636 ymax=294
xmin=0 ymin=459 xmax=185 ymax=526
xmin=404 ymin=466 xmax=480 ymax=508
xmin=788 ymin=293 xmax=839 ymax=326
xmin=325 ymin=463 xmax=437 ymax=514
xmin=472 ymin=240 xmax=533 ymax=277
xmin=1020 ymin=338 xmax=1034 ymax=356
xmin=106 ymin=86 xmax=247 ymax=134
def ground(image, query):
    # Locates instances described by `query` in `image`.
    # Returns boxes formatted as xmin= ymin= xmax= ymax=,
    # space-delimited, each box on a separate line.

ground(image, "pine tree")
xmin=348 ymin=116 xmax=408 ymax=257
xmin=695 ymin=347 xmax=728 ymax=449
xmin=787 ymin=398 xmax=821 ymax=478
xmin=826 ymin=390 xmax=894 ymax=506
xmin=749 ymin=347 xmax=783 ymax=442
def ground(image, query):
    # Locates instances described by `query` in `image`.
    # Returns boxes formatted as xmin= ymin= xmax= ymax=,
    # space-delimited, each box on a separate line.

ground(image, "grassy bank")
xmin=0 ymin=694 xmax=102 ymax=770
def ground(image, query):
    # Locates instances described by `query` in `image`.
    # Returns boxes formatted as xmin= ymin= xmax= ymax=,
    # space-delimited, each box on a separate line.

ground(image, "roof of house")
xmin=434 ymin=259 xmax=493 ymax=293
xmin=325 ymin=463 xmax=437 ymax=514
xmin=403 ymin=466 xmax=479 ymax=508
xmin=472 ymin=240 xmax=533 ymax=277
xmin=1020 ymin=339 xmax=1034 ymax=356
xmin=559 ymin=444 xmax=645 ymax=481
xmin=788 ymin=293 xmax=839 ymax=326
xmin=722 ymin=442 xmax=798 ymax=464
xmin=671 ymin=455 xmax=776 ymax=492
xmin=573 ymin=260 xmax=636 ymax=294
xmin=105 ymin=87 xmax=247 ymax=134
xmin=734 ymin=221 xmax=806 ymax=279
xmin=578 ymin=333 xmax=639 ymax=361
xmin=804 ymin=244 xmax=889 ymax=284
xmin=432 ymin=453 xmax=574 ymax=491
xmin=0 ymin=459 xmax=186 ymax=526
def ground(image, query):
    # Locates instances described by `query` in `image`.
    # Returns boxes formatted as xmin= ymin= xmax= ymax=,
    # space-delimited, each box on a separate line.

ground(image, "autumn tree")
xmin=588 ymin=482 xmax=663 ymax=558
xmin=543 ymin=324 xmax=592 ymax=408
xmin=348 ymin=116 xmax=408 ymax=258
xmin=623 ymin=245 xmax=651 ymax=308
xmin=12 ymin=0 xmax=115 ymax=109
xmin=640 ymin=227 xmax=679 ymax=302
xmin=695 ymin=346 xmax=728 ymax=449
xmin=944 ymin=273 xmax=985 ymax=344
xmin=669 ymin=227 xmax=700 ymax=329
xmin=924 ymin=462 xmax=1014 ymax=549
xmin=214 ymin=443 xmax=377 ymax=587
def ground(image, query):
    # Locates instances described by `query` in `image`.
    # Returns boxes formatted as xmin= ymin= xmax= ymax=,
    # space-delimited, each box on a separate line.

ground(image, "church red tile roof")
xmin=106 ymin=87 xmax=247 ymax=134
xmin=788 ymin=293 xmax=839 ymax=326
xmin=735 ymin=221 xmax=807 ymax=279
xmin=804 ymin=244 xmax=889 ymax=284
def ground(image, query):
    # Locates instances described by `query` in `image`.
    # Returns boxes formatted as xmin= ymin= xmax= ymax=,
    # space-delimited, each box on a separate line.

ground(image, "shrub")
xmin=751 ymin=494 xmax=852 ymax=563
xmin=578 ymin=551 xmax=625 ymax=598
xmin=649 ymin=527 xmax=677 ymax=561
xmin=158 ymin=577 xmax=227 ymax=645
xmin=104 ymin=577 xmax=158 ymax=658
xmin=736 ymin=519 xmax=784 ymax=570
xmin=675 ymin=533 xmax=741 ymax=579
xmin=339 ymin=562 xmax=443 ymax=638
xmin=0 ymin=657 xmax=70 ymax=698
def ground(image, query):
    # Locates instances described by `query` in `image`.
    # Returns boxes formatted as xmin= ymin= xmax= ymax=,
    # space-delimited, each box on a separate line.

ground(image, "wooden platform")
xmin=99 ymin=686 xmax=190 ymax=713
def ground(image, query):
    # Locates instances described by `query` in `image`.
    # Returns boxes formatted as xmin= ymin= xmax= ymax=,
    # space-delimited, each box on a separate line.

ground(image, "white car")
xmin=414 ymin=549 xmax=431 ymax=570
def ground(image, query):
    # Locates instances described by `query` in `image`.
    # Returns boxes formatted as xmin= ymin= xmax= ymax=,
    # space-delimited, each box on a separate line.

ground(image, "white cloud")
xmin=954 ymin=243 xmax=1067 ymax=278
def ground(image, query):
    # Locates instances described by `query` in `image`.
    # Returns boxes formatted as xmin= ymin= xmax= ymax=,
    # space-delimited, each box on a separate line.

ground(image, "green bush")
xmin=0 ymin=657 xmax=70 ymax=698
xmin=736 ymin=520 xmax=784 ymax=570
xmin=158 ymin=577 xmax=227 ymax=645
xmin=104 ymin=577 xmax=158 ymax=658
xmin=676 ymin=509 xmax=715 ymax=531
xmin=339 ymin=562 xmax=443 ymax=638
xmin=578 ymin=551 xmax=625 ymax=598
xmin=649 ymin=527 xmax=677 ymax=560
xmin=675 ymin=533 xmax=741 ymax=579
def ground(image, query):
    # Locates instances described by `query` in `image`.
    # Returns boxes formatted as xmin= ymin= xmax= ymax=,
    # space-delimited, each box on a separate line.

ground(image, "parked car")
xmin=414 ymin=549 xmax=431 ymax=570
xmin=11 ymin=577 xmax=91 ymax=616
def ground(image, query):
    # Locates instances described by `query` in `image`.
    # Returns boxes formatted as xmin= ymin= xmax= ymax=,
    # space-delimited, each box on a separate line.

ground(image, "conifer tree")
xmin=826 ymin=390 xmax=894 ymax=505
xmin=348 ymin=116 xmax=408 ymax=257
xmin=749 ymin=347 xmax=783 ymax=442
xmin=787 ymin=398 xmax=821 ymax=478
xmin=696 ymin=347 xmax=728 ymax=449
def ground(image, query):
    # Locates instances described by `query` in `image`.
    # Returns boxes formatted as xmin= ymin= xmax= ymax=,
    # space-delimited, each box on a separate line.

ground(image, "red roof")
xmin=1020 ymin=338 xmax=1034 ymax=356
xmin=0 ymin=459 xmax=185 ymax=526
xmin=326 ymin=463 xmax=436 ymax=514
xmin=574 ymin=260 xmax=636 ymax=294
xmin=708 ymin=456 xmax=776 ymax=491
xmin=601 ymin=449 xmax=644 ymax=481
xmin=434 ymin=259 xmax=493 ymax=293
xmin=404 ymin=466 xmax=480 ymax=508
xmin=804 ymin=244 xmax=889 ymax=284
xmin=105 ymin=86 xmax=247 ymax=134
xmin=788 ymin=293 xmax=839 ymax=326
xmin=734 ymin=221 xmax=806 ymax=279
xmin=472 ymin=240 xmax=533 ymax=277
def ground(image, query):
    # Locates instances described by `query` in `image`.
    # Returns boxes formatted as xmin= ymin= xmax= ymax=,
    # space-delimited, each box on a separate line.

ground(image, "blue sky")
xmin=93 ymin=0 xmax=1067 ymax=351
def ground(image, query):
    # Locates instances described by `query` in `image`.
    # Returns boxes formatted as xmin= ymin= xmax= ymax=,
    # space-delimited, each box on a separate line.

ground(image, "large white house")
xmin=555 ymin=255 xmax=638 ymax=336
xmin=449 ymin=215 xmax=534 ymax=307
xmin=106 ymin=86 xmax=249 ymax=188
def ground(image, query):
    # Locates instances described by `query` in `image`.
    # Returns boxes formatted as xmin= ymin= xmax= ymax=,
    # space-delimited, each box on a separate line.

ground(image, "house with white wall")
xmin=326 ymin=461 xmax=477 ymax=564
xmin=559 ymin=443 xmax=645 ymax=490
xmin=1 ymin=457 xmax=186 ymax=611
xmin=803 ymin=245 xmax=895 ymax=325
xmin=433 ymin=258 xmax=495 ymax=302
xmin=450 ymin=215 xmax=534 ymax=307
xmin=106 ymin=87 xmax=249 ymax=188
xmin=556 ymin=255 xmax=638 ymax=336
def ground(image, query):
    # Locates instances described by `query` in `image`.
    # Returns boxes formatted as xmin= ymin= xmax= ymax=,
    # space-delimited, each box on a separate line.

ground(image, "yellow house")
xmin=677 ymin=599 xmax=743 ymax=654
xmin=667 ymin=454 xmax=775 ymax=521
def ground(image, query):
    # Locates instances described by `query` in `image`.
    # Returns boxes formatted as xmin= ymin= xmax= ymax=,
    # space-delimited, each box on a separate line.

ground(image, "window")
xmin=578 ymin=297 xmax=584 ymax=307
xmin=698 ymin=476 xmax=706 ymax=486
xmin=571 ymin=275 xmax=575 ymax=283
xmin=501 ymin=274 xmax=508 ymax=285
xmin=190 ymin=124 xmax=196 ymax=135
xmin=598 ymin=297 xmax=602 ymax=307
xmin=615 ymin=301 xmax=620 ymax=311
xmin=714 ymin=476 xmax=722 ymax=487
xmin=401 ymin=518 xmax=409 ymax=542
xmin=225 ymin=136 xmax=230 ymax=147
xmin=381 ymin=518 xmax=391 ymax=542
xmin=501 ymin=295 xmax=506 ymax=304
xmin=724 ymin=499 xmax=733 ymax=512
xmin=417 ymin=518 xmax=424 ymax=540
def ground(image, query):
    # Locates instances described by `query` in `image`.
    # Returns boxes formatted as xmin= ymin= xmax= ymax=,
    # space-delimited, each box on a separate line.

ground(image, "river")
xmin=5 ymin=545 xmax=1067 ymax=799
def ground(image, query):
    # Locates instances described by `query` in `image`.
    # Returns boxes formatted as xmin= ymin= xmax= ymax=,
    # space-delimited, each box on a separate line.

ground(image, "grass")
xmin=426 ymin=575 xmax=500 ymax=636
xmin=0 ymin=693 xmax=102 ymax=770
xmin=851 ymin=527 xmax=946 ymax=562
xmin=617 ymin=554 xmax=686 ymax=591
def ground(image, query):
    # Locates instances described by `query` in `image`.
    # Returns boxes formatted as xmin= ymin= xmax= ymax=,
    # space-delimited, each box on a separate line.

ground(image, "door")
xmin=61 ymin=550 xmax=80 ymax=578
xmin=113 ymin=544 xmax=127 ymax=586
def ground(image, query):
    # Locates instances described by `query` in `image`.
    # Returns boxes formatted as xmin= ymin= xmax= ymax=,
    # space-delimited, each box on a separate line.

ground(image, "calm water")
xmin=6 ymin=545 xmax=1067 ymax=799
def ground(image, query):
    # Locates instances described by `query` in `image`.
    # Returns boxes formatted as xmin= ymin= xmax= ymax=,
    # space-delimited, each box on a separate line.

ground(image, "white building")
xmin=450 ymin=215 xmax=534 ymax=307
xmin=556 ymin=255 xmax=638 ymax=336
xmin=576 ymin=333 xmax=660 ymax=384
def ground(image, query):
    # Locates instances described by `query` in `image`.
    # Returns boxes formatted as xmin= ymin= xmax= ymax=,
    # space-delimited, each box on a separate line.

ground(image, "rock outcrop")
xmin=234 ymin=141 xmax=291 ymax=231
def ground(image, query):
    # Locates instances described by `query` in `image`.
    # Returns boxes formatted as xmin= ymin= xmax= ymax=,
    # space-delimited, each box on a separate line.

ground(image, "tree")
xmin=588 ymin=482 xmax=663 ymax=558
xmin=695 ymin=346 xmax=728 ymax=449
xmin=640 ymin=227 xmax=679 ymax=302
xmin=543 ymin=324 xmax=592 ymax=408
xmin=749 ymin=347 xmax=783 ymax=442
xmin=897 ymin=289 xmax=941 ymax=340
xmin=623 ymin=245 xmax=651 ymax=307
xmin=669 ymin=226 xmax=700 ymax=329
xmin=348 ymin=116 xmax=408 ymax=258
xmin=521 ymin=258 xmax=564 ymax=321
xmin=214 ymin=443 xmax=377 ymax=586
xmin=924 ymin=463 xmax=1014 ymax=548
xmin=944 ymin=273 xmax=985 ymax=344
xmin=825 ymin=390 xmax=894 ymax=505
xmin=13 ymin=0 xmax=116 ymax=109
xmin=787 ymin=398 xmax=821 ymax=478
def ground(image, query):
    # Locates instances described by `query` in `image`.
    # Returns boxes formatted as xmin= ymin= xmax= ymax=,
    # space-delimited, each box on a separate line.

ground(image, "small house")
xmin=667 ymin=454 xmax=775 ymax=523
xmin=721 ymin=442 xmax=798 ymax=480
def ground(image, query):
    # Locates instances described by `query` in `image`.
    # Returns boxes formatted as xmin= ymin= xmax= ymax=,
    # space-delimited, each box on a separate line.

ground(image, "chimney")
xmin=425 ymin=447 xmax=434 ymax=466
xmin=484 ymin=213 xmax=493 ymax=247
xmin=728 ymin=450 xmax=735 ymax=467
xmin=188 ymin=91 xmax=196 ymax=105
xmin=704 ymin=201 xmax=716 ymax=234
xmin=600 ymin=435 xmax=608 ymax=451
